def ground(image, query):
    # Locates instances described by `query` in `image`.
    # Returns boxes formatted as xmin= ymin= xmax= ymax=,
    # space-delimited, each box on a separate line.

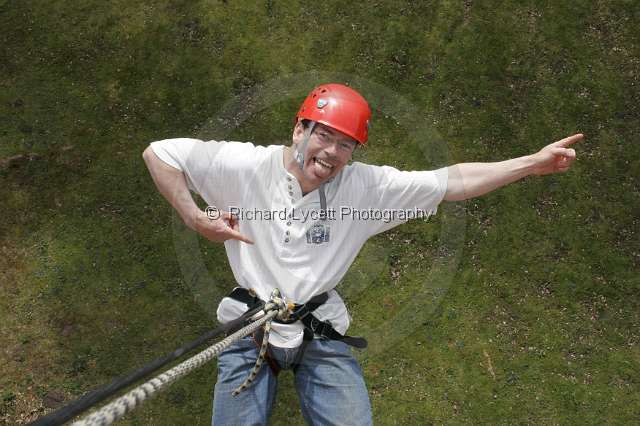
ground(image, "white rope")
xmin=72 ymin=309 xmax=278 ymax=426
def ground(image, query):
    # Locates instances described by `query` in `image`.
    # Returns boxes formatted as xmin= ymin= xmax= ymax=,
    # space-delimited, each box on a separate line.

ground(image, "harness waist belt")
xmin=227 ymin=287 xmax=367 ymax=349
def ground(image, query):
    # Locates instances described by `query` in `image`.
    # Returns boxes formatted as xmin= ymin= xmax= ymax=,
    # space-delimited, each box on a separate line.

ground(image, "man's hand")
xmin=529 ymin=133 xmax=582 ymax=176
xmin=193 ymin=209 xmax=254 ymax=244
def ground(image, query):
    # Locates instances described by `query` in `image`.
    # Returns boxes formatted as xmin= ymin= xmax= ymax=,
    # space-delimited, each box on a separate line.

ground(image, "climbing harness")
xmin=223 ymin=287 xmax=367 ymax=396
xmin=227 ymin=287 xmax=368 ymax=349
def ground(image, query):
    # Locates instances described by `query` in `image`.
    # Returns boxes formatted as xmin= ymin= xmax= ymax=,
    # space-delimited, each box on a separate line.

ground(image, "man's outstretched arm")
xmin=443 ymin=134 xmax=582 ymax=202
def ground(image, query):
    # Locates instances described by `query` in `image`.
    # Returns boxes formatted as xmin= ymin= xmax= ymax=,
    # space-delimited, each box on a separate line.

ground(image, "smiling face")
xmin=288 ymin=121 xmax=358 ymax=192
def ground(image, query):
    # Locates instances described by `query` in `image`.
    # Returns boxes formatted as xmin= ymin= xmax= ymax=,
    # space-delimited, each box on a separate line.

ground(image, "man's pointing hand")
xmin=194 ymin=208 xmax=254 ymax=244
xmin=530 ymin=133 xmax=583 ymax=176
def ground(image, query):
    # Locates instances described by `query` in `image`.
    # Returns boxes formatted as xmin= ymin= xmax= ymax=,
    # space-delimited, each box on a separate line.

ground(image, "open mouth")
xmin=313 ymin=157 xmax=334 ymax=170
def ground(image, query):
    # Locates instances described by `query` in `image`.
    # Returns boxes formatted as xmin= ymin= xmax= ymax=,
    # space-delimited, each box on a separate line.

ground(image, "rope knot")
xmin=268 ymin=288 xmax=290 ymax=322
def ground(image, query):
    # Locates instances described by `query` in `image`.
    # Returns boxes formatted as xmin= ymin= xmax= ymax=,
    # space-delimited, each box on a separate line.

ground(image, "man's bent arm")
xmin=142 ymin=146 xmax=199 ymax=229
xmin=142 ymin=146 xmax=253 ymax=244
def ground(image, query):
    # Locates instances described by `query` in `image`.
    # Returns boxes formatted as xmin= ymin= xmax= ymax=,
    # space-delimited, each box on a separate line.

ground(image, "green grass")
xmin=1 ymin=0 xmax=639 ymax=424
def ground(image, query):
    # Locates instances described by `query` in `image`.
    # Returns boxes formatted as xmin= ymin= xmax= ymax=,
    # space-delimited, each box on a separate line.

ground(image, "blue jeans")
xmin=212 ymin=336 xmax=372 ymax=426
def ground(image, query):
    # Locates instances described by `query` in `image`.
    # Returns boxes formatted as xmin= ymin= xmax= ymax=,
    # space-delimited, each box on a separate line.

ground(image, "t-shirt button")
xmin=286 ymin=221 xmax=292 ymax=226
xmin=288 ymin=191 xmax=294 ymax=196
xmin=288 ymin=185 xmax=293 ymax=190
xmin=285 ymin=230 xmax=290 ymax=236
xmin=284 ymin=238 xmax=290 ymax=243
xmin=287 ymin=176 xmax=292 ymax=182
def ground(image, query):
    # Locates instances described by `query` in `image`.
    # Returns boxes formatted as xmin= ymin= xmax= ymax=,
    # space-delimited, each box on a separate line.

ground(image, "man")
xmin=143 ymin=83 xmax=580 ymax=425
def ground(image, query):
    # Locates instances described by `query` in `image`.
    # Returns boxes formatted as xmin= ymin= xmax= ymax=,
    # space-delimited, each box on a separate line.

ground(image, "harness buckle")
xmin=309 ymin=316 xmax=320 ymax=332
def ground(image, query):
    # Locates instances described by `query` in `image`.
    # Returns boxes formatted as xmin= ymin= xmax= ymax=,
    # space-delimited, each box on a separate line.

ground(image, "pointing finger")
xmin=225 ymin=228 xmax=254 ymax=244
xmin=554 ymin=133 xmax=583 ymax=148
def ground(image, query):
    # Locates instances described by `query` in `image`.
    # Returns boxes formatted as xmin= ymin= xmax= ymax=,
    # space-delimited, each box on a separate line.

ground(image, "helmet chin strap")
xmin=294 ymin=120 xmax=316 ymax=170
xmin=293 ymin=120 xmax=327 ymax=220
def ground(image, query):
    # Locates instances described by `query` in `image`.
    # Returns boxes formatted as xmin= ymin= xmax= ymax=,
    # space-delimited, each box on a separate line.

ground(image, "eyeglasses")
xmin=313 ymin=128 xmax=357 ymax=154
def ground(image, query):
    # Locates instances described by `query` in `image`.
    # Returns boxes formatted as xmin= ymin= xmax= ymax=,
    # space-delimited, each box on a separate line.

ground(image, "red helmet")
xmin=296 ymin=83 xmax=372 ymax=145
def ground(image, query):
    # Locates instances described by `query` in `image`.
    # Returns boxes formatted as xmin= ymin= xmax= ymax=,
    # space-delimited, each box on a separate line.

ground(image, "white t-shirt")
xmin=150 ymin=138 xmax=448 ymax=347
